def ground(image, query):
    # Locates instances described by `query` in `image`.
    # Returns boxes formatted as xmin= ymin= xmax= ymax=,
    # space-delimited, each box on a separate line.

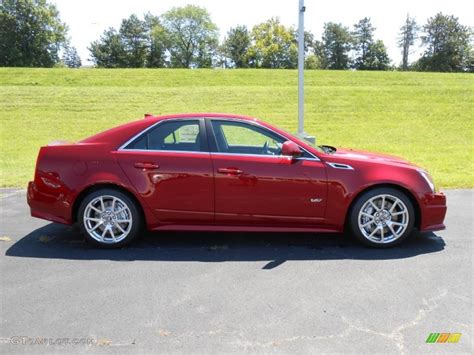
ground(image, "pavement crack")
xmin=230 ymin=330 xmax=354 ymax=350
xmin=149 ymin=290 xmax=450 ymax=352
xmin=342 ymin=289 xmax=449 ymax=355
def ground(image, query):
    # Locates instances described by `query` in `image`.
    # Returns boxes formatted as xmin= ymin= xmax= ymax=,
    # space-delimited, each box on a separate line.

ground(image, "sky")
xmin=51 ymin=0 xmax=473 ymax=66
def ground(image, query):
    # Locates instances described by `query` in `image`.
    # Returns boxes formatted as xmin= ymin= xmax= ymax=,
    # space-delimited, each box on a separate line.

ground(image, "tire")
xmin=349 ymin=187 xmax=415 ymax=248
xmin=78 ymin=188 xmax=142 ymax=248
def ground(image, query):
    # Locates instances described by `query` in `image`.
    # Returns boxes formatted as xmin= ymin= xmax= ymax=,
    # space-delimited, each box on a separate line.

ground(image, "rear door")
xmin=115 ymin=118 xmax=214 ymax=225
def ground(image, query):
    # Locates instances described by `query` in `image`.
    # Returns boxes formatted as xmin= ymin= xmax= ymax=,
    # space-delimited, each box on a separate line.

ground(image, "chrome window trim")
xmin=117 ymin=116 xmax=320 ymax=162
xmin=210 ymin=152 xmax=321 ymax=161
xmin=117 ymin=149 xmax=210 ymax=155
xmin=294 ymin=157 xmax=321 ymax=162
xmin=211 ymin=152 xmax=287 ymax=159
xmin=118 ymin=149 xmax=320 ymax=161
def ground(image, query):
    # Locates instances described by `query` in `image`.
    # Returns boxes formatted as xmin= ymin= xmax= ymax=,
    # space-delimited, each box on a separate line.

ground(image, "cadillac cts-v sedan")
xmin=27 ymin=113 xmax=447 ymax=248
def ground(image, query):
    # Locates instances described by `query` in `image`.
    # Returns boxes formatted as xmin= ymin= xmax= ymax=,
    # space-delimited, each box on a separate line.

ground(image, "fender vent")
xmin=327 ymin=162 xmax=354 ymax=170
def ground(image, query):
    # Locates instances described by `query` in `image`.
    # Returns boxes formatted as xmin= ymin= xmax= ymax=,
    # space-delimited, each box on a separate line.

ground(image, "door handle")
xmin=134 ymin=162 xmax=160 ymax=170
xmin=217 ymin=167 xmax=243 ymax=175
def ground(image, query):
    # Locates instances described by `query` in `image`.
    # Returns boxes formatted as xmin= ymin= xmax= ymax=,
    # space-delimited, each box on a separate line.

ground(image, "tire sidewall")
xmin=349 ymin=187 xmax=415 ymax=248
xmin=77 ymin=188 xmax=142 ymax=248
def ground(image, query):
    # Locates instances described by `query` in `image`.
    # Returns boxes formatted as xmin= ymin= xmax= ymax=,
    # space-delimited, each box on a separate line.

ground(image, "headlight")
xmin=418 ymin=170 xmax=436 ymax=193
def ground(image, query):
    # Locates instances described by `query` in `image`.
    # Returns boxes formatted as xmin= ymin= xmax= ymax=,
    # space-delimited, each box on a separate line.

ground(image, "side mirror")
xmin=281 ymin=140 xmax=302 ymax=158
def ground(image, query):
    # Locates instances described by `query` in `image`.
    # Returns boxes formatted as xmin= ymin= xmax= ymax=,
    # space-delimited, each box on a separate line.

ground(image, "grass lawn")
xmin=0 ymin=68 xmax=472 ymax=188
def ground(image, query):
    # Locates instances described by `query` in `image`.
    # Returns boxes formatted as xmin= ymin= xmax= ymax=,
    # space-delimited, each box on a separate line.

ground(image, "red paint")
xmin=115 ymin=150 xmax=214 ymax=225
xmin=27 ymin=113 xmax=447 ymax=234
xmin=211 ymin=154 xmax=327 ymax=226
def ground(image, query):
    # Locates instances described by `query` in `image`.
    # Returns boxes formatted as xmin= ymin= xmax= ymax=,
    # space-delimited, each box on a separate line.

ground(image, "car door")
xmin=207 ymin=119 xmax=327 ymax=227
xmin=115 ymin=118 xmax=214 ymax=225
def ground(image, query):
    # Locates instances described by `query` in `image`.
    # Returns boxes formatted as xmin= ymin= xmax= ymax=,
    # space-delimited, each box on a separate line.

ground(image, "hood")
xmin=47 ymin=140 xmax=74 ymax=146
xmin=330 ymin=147 xmax=420 ymax=168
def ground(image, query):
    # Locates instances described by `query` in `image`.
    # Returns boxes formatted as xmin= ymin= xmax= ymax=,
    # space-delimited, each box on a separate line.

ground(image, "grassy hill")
xmin=0 ymin=68 xmax=472 ymax=188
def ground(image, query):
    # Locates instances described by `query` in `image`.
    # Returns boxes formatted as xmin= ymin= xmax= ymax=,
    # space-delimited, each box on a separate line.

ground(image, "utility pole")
xmin=297 ymin=0 xmax=315 ymax=144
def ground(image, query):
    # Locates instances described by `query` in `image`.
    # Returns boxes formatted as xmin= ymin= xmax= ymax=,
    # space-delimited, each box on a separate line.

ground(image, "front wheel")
xmin=78 ymin=189 xmax=142 ymax=248
xmin=349 ymin=188 xmax=415 ymax=248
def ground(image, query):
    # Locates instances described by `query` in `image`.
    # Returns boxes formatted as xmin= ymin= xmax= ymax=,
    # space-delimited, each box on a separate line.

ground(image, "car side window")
xmin=211 ymin=120 xmax=285 ymax=156
xmin=125 ymin=120 xmax=203 ymax=152
xmin=163 ymin=124 xmax=199 ymax=144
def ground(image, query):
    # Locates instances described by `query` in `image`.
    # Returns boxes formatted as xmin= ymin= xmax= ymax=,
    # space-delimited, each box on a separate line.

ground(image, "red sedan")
xmin=27 ymin=113 xmax=447 ymax=248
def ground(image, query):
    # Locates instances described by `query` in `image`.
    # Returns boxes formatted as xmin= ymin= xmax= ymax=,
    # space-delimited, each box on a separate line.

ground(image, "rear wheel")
xmin=349 ymin=188 xmax=415 ymax=248
xmin=78 ymin=189 xmax=142 ymax=248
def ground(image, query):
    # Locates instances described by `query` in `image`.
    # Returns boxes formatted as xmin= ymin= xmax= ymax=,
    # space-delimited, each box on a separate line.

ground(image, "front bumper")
xmin=419 ymin=192 xmax=447 ymax=232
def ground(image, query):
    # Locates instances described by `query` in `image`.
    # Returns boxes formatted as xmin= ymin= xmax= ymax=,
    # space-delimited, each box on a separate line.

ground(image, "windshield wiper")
xmin=319 ymin=145 xmax=337 ymax=154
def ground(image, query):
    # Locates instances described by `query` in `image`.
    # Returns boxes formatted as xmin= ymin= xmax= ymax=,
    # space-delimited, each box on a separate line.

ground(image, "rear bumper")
xmin=419 ymin=192 xmax=447 ymax=232
xmin=27 ymin=181 xmax=73 ymax=225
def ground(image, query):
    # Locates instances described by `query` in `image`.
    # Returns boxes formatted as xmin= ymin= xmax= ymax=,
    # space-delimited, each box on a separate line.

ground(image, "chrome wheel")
xmin=83 ymin=195 xmax=132 ymax=244
xmin=358 ymin=194 xmax=409 ymax=244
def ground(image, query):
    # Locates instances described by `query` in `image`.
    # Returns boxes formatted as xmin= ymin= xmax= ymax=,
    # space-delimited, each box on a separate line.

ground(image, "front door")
xmin=208 ymin=119 xmax=327 ymax=227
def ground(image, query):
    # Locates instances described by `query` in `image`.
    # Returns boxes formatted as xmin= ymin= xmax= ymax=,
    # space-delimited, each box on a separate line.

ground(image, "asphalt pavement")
xmin=0 ymin=189 xmax=472 ymax=354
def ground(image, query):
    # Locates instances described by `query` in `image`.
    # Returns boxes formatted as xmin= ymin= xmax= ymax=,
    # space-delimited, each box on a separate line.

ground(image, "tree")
xmin=352 ymin=17 xmax=376 ymax=69
xmin=321 ymin=22 xmax=353 ymax=69
xmin=248 ymin=18 xmax=298 ymax=69
xmin=62 ymin=45 xmax=81 ymax=68
xmin=467 ymin=51 xmax=474 ymax=72
xmin=303 ymin=30 xmax=315 ymax=54
xmin=89 ymin=13 xmax=167 ymax=68
xmin=144 ymin=13 xmax=167 ymax=68
xmin=89 ymin=28 xmax=125 ymax=68
xmin=0 ymin=0 xmax=68 ymax=67
xmin=418 ymin=13 xmax=472 ymax=72
xmin=365 ymin=40 xmax=391 ymax=70
xmin=119 ymin=14 xmax=148 ymax=67
xmin=223 ymin=25 xmax=251 ymax=68
xmin=305 ymin=54 xmax=321 ymax=69
xmin=353 ymin=18 xmax=391 ymax=70
xmin=162 ymin=5 xmax=219 ymax=68
xmin=214 ymin=43 xmax=230 ymax=68
xmin=398 ymin=14 xmax=418 ymax=70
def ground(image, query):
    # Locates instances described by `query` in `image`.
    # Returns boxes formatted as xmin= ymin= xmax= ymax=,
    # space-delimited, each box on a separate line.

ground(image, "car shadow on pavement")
xmin=5 ymin=223 xmax=446 ymax=269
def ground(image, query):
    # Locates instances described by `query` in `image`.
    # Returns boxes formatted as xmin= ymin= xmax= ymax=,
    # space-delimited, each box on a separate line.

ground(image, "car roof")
xmin=147 ymin=113 xmax=259 ymax=121
xmin=79 ymin=113 xmax=261 ymax=146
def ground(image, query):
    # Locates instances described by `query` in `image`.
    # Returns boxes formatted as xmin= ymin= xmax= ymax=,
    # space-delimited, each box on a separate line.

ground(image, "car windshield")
xmin=274 ymin=126 xmax=330 ymax=153
xmin=303 ymin=140 xmax=325 ymax=152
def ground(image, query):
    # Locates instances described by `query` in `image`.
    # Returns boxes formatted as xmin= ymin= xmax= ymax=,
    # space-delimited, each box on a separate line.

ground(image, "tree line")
xmin=1 ymin=0 xmax=472 ymax=72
